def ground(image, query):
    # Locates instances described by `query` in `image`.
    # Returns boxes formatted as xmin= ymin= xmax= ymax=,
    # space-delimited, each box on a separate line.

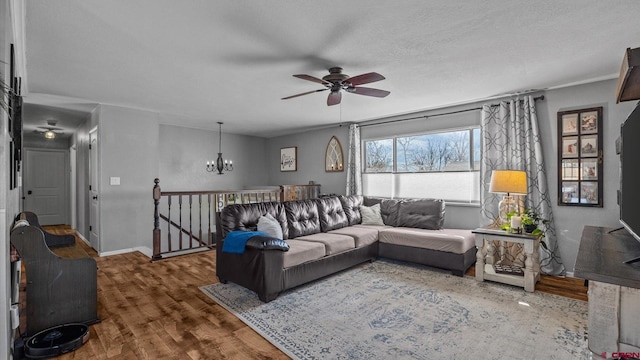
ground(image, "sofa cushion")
xmin=294 ymin=233 xmax=355 ymax=256
xmin=285 ymin=200 xmax=321 ymax=238
xmin=339 ymin=195 xmax=363 ymax=225
xmin=363 ymin=197 xmax=402 ymax=226
xmin=396 ymin=199 xmax=445 ymax=230
xmin=379 ymin=227 xmax=475 ymax=254
xmin=221 ymin=202 xmax=289 ymax=239
xmin=283 ymin=239 xmax=326 ymax=268
xmin=329 ymin=226 xmax=379 ymax=247
xmin=316 ymin=196 xmax=349 ymax=232
xmin=257 ymin=213 xmax=283 ymax=239
xmin=353 ymin=224 xmax=392 ymax=231
xmin=359 ymin=204 xmax=385 ymax=226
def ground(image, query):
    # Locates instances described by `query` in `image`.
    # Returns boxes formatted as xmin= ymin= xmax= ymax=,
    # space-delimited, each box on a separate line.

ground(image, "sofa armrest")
xmin=246 ymin=236 xmax=290 ymax=251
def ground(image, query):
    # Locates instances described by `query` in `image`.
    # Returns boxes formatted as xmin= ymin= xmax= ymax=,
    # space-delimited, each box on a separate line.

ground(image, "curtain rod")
xmin=358 ymin=95 xmax=545 ymax=128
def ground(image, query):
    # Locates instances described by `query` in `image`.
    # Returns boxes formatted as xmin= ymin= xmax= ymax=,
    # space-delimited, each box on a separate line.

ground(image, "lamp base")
xmin=498 ymin=195 xmax=517 ymax=224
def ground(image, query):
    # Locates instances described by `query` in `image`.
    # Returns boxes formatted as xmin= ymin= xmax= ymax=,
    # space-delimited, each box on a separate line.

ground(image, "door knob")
xmin=27 ymin=190 xmax=32 ymax=195
xmin=93 ymin=195 xmax=98 ymax=200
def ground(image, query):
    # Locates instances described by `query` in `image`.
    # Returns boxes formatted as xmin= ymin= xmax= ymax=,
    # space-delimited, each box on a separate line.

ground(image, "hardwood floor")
xmin=23 ymin=226 xmax=587 ymax=359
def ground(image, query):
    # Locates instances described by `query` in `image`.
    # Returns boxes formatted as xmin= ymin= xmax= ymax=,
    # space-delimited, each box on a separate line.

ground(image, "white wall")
xmin=538 ymin=79 xmax=638 ymax=273
xmin=158 ymin=124 xmax=269 ymax=191
xmin=267 ymin=126 xmax=349 ymax=195
xmin=98 ymin=105 xmax=160 ymax=253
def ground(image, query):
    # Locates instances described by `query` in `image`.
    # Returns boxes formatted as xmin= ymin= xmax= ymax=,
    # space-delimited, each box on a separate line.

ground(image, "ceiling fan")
xmin=34 ymin=121 xmax=64 ymax=139
xmin=282 ymin=67 xmax=390 ymax=106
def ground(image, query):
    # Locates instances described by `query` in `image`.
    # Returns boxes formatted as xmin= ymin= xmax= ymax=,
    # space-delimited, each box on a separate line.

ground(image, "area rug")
xmin=200 ymin=260 xmax=589 ymax=359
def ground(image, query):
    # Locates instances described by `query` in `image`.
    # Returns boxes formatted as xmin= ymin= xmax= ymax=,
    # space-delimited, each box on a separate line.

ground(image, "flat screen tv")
xmin=619 ymin=100 xmax=640 ymax=264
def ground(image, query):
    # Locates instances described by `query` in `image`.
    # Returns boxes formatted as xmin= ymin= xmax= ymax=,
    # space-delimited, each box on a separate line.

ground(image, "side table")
xmin=473 ymin=226 xmax=541 ymax=292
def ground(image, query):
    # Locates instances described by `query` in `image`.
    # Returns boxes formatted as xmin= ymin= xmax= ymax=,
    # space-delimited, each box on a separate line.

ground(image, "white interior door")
xmin=24 ymin=149 xmax=68 ymax=225
xmin=89 ymin=129 xmax=100 ymax=251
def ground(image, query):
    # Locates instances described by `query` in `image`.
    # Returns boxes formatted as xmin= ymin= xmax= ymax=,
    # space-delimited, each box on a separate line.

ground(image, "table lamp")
xmin=489 ymin=170 xmax=528 ymax=224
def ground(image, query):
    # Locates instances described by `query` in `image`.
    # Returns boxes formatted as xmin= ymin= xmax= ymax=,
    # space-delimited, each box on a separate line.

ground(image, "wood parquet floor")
xmin=26 ymin=225 xmax=587 ymax=359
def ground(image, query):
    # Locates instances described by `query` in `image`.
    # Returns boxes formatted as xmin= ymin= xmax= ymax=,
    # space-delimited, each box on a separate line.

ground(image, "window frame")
xmin=362 ymin=126 xmax=481 ymax=174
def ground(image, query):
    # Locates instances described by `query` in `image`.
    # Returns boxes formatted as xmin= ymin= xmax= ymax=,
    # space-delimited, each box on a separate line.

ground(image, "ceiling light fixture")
xmin=206 ymin=122 xmax=233 ymax=174
xmin=44 ymin=130 xmax=56 ymax=139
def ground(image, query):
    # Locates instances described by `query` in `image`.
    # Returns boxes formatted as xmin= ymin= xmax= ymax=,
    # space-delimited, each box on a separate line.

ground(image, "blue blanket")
xmin=222 ymin=230 xmax=268 ymax=254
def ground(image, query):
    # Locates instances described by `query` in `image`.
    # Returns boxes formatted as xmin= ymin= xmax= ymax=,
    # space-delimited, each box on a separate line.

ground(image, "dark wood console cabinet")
xmin=574 ymin=226 xmax=640 ymax=356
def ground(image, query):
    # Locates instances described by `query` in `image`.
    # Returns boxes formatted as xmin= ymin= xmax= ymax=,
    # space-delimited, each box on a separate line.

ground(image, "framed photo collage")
xmin=557 ymin=107 xmax=603 ymax=207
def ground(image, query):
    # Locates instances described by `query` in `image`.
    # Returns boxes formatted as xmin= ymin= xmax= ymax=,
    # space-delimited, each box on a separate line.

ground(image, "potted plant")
xmin=521 ymin=208 xmax=546 ymax=233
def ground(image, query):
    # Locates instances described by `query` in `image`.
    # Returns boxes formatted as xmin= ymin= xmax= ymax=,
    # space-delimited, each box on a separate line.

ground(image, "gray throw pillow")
xmin=257 ymin=213 xmax=283 ymax=239
xmin=359 ymin=204 xmax=385 ymax=226
xmin=396 ymin=198 xmax=445 ymax=230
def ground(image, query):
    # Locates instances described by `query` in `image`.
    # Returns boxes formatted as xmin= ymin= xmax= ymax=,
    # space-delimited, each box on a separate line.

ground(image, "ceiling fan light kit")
xmin=37 ymin=120 xmax=63 ymax=139
xmin=282 ymin=67 xmax=390 ymax=106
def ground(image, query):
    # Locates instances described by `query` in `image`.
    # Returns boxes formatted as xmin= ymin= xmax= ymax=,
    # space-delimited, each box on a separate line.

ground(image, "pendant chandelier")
xmin=206 ymin=122 xmax=233 ymax=174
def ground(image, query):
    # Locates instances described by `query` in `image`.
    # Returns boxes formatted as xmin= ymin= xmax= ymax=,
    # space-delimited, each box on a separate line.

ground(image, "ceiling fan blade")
xmin=293 ymin=74 xmax=330 ymax=85
xmin=282 ymin=88 xmax=328 ymax=100
xmin=346 ymin=72 xmax=385 ymax=86
xmin=327 ymin=91 xmax=342 ymax=106
xmin=38 ymin=126 xmax=63 ymax=131
xmin=351 ymin=87 xmax=390 ymax=98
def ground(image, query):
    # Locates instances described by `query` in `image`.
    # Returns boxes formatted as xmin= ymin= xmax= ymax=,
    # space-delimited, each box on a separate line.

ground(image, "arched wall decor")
xmin=325 ymin=136 xmax=344 ymax=172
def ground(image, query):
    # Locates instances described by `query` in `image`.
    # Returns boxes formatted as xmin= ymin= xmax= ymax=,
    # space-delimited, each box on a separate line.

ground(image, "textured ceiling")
xmin=21 ymin=0 xmax=640 ymax=138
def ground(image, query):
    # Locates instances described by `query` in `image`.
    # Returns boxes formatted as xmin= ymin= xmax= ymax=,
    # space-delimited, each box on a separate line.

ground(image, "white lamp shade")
xmin=489 ymin=170 xmax=528 ymax=195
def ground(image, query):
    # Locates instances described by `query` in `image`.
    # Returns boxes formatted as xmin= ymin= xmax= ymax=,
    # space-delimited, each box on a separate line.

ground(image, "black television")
xmin=619 ymin=100 xmax=640 ymax=264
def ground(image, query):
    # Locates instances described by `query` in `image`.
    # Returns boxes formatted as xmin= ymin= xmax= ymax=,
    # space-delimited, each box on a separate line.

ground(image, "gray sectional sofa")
xmin=215 ymin=195 xmax=476 ymax=302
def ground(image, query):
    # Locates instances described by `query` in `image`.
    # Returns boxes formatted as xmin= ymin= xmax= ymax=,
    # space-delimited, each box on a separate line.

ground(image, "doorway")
xmin=89 ymin=129 xmax=100 ymax=251
xmin=23 ymin=148 xmax=69 ymax=225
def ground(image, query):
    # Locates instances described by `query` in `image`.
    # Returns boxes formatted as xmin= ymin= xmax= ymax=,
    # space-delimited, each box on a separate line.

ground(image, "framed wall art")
xmin=557 ymin=107 xmax=603 ymax=207
xmin=280 ymin=146 xmax=297 ymax=172
xmin=325 ymin=136 xmax=344 ymax=172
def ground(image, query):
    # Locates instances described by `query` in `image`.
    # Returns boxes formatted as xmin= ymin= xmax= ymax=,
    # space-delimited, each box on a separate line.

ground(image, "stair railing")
xmin=152 ymin=178 xmax=283 ymax=260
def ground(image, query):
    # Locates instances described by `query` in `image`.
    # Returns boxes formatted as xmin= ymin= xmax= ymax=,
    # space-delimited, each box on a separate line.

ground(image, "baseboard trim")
xmin=75 ymin=231 xmax=91 ymax=246
xmin=99 ymin=246 xmax=153 ymax=258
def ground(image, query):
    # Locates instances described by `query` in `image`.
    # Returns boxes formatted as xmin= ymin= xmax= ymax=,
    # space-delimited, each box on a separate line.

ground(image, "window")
xmin=363 ymin=127 xmax=481 ymax=204
xmin=364 ymin=138 xmax=393 ymax=172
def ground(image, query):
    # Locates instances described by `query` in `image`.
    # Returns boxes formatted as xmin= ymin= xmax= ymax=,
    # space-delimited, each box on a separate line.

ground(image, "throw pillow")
xmin=257 ymin=213 xmax=283 ymax=239
xmin=12 ymin=219 xmax=30 ymax=231
xmin=359 ymin=204 xmax=385 ymax=226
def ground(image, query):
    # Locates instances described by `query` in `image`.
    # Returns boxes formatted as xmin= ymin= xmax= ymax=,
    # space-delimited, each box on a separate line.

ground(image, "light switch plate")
xmin=110 ymin=177 xmax=120 ymax=185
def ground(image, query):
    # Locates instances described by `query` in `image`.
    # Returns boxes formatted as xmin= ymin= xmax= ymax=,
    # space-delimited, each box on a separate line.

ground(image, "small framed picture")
xmin=280 ymin=146 xmax=297 ymax=172
xmin=561 ymin=182 xmax=579 ymax=204
xmin=561 ymin=113 xmax=579 ymax=135
xmin=580 ymin=182 xmax=598 ymax=204
xmin=580 ymin=135 xmax=598 ymax=157
xmin=562 ymin=136 xmax=579 ymax=158
xmin=580 ymin=111 xmax=598 ymax=134
xmin=562 ymin=159 xmax=579 ymax=180
xmin=581 ymin=159 xmax=598 ymax=180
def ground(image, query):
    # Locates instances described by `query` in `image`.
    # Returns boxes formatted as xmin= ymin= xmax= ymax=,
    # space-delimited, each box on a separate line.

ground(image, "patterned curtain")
xmin=346 ymin=124 xmax=362 ymax=196
xmin=481 ymin=96 xmax=565 ymax=275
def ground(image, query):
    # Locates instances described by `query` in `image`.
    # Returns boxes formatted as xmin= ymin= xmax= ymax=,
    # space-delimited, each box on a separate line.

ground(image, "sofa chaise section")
xmin=362 ymin=197 xmax=475 ymax=276
xmin=378 ymin=227 xmax=476 ymax=276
